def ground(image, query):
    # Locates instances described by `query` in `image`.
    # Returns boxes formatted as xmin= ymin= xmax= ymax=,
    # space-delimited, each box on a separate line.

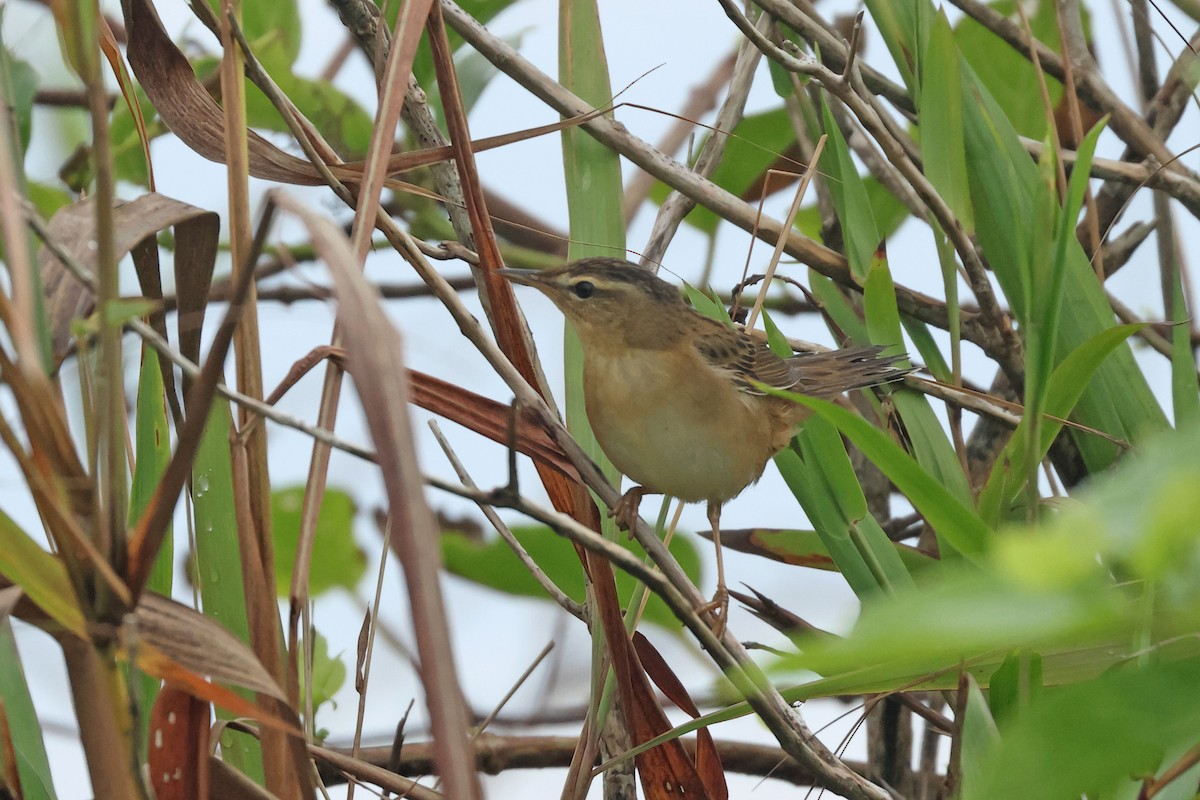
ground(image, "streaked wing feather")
xmin=694 ymin=326 xmax=798 ymax=394
xmin=694 ymin=327 xmax=910 ymax=397
xmin=789 ymin=345 xmax=911 ymax=397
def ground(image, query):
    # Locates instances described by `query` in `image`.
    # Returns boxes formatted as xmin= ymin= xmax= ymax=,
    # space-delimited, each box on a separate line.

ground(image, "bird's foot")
xmin=697 ymin=585 xmax=729 ymax=638
xmin=609 ymin=486 xmax=646 ymax=535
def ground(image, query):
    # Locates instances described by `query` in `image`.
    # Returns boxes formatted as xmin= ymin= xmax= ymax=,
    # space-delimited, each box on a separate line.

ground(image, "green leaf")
xmin=0 ymin=622 xmax=58 ymax=800
xmin=919 ymin=11 xmax=973 ymax=232
xmin=775 ymin=414 xmax=915 ymax=598
xmin=785 ymin=394 xmax=991 ymax=558
xmin=900 ymin=317 xmax=952 ymax=383
xmin=864 ymin=255 xmax=973 ymax=507
xmin=782 ymin=570 xmax=1126 ymax=695
xmin=408 ymin=0 xmax=517 ymax=110
xmin=962 ymin=56 xmax=1168 ymax=471
xmin=990 ymin=428 xmax=1200 ymax=586
xmin=129 ymin=349 xmax=174 ymax=748
xmin=651 ymin=108 xmax=799 ymax=234
xmin=807 ymin=270 xmax=869 ymax=342
xmin=452 ymin=27 xmax=529 ymax=114
xmin=682 ymin=282 xmax=731 ymax=322
xmin=102 ymin=297 xmax=158 ymax=326
xmin=760 ymin=308 xmax=792 ymax=358
xmin=862 ymin=0 xmax=923 ymax=95
xmin=978 ymin=323 xmax=1147 ymax=526
xmin=953 ymin=0 xmax=1063 ymax=139
xmin=863 ymin=251 xmax=905 ymax=350
xmin=987 ymin=649 xmax=1043 ymax=725
xmin=441 ymin=524 xmax=701 ymax=631
xmin=559 ymin=0 xmax=625 ymax=490
xmin=819 ymin=96 xmax=880 ymax=280
xmin=27 ymin=183 xmax=72 ymax=222
xmin=793 ymin=176 xmax=910 ymax=244
xmin=192 ymin=402 xmax=262 ymax=782
xmin=0 ymin=509 xmax=84 ymax=637
xmin=250 ymin=42 xmax=374 ymax=158
xmin=272 ymin=486 xmax=365 ymax=597
xmin=970 ymin=660 xmax=1200 ymax=800
xmin=210 ymin=0 xmax=300 ymax=66
xmin=130 ymin=351 xmax=173 ymax=596
xmin=299 ymin=628 xmax=345 ymax=717
xmin=0 ymin=43 xmax=37 ymax=156
xmin=959 ymin=674 xmax=1000 ymax=799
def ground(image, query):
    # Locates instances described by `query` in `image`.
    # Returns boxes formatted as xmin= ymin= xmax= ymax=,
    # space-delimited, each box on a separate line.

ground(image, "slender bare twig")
xmin=428 ymin=420 xmax=584 ymax=619
xmin=24 ymin=207 xmax=377 ymax=461
xmin=720 ymin=0 xmax=1027 ymax=386
xmin=438 ymin=0 xmax=1006 ymax=367
xmin=639 ymin=10 xmax=770 ymax=268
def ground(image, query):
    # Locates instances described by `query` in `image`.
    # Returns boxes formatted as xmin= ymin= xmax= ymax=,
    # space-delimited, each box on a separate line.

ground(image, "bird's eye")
xmin=572 ymin=280 xmax=595 ymax=299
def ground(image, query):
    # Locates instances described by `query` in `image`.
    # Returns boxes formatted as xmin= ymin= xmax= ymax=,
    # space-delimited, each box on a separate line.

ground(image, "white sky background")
xmin=3 ymin=0 xmax=1199 ymax=797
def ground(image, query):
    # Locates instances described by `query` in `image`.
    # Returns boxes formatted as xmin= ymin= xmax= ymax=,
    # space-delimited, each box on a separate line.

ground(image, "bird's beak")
xmin=496 ymin=267 xmax=543 ymax=287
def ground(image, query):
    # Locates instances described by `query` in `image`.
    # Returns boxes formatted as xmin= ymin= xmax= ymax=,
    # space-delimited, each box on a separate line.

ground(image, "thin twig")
xmin=639 ymin=10 xmax=770 ymax=268
xmin=24 ymin=207 xmax=376 ymax=462
xmin=428 ymin=420 xmax=584 ymax=618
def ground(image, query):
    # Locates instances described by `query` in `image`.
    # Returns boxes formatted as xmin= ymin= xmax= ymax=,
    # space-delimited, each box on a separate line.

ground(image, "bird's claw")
xmin=610 ymin=486 xmax=645 ymax=535
xmin=697 ymin=585 xmax=729 ymax=638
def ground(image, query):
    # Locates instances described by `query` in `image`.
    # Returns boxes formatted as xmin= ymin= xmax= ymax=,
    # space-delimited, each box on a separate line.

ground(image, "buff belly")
xmin=583 ymin=348 xmax=777 ymax=503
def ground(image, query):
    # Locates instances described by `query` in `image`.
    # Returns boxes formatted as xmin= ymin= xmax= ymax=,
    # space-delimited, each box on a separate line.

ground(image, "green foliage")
xmin=192 ymin=52 xmax=374 ymax=160
xmin=919 ymin=11 xmax=973 ymax=232
xmin=773 ymin=430 xmax=1200 ymax=794
xmin=405 ymin=0 xmax=517 ymax=115
xmin=817 ymin=96 xmax=880 ymax=280
xmin=953 ymin=0 xmax=1069 ymax=140
xmin=129 ymin=350 xmax=173 ymax=746
xmin=107 ymin=84 xmax=159 ymax=188
xmin=787 ymin=394 xmax=990 ymax=559
xmin=271 ymin=486 xmax=366 ymax=596
xmin=774 ymin=415 xmax=915 ymax=598
xmin=192 ymin=402 xmax=263 ymax=782
xmin=299 ymin=628 xmax=346 ymax=730
xmin=969 ymin=660 xmax=1200 ymax=800
xmin=0 ymin=624 xmax=57 ymax=800
xmin=654 ymin=108 xmax=798 ymax=234
xmin=441 ymin=524 xmax=702 ymax=631
xmin=961 ymin=61 xmax=1168 ymax=471
xmin=1 ymin=43 xmax=37 ymax=157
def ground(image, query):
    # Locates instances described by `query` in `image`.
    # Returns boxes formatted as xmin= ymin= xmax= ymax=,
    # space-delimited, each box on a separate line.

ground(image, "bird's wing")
xmin=693 ymin=324 xmax=795 ymax=395
xmin=695 ymin=321 xmax=911 ymax=398
xmin=787 ymin=346 xmax=911 ymax=397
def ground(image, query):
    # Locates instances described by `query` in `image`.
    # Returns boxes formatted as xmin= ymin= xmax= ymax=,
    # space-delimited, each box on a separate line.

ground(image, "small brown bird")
xmin=501 ymin=257 xmax=907 ymax=632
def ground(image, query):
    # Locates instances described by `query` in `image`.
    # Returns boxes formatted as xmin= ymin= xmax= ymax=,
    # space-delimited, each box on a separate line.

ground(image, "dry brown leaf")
xmin=148 ymin=685 xmax=210 ymax=800
xmin=40 ymin=193 xmax=218 ymax=370
xmin=275 ymin=194 xmax=480 ymax=798
xmin=634 ymin=632 xmax=728 ymax=800
xmin=593 ymin=563 xmax=713 ymax=799
xmin=133 ymin=592 xmax=286 ymax=700
xmin=409 ymin=370 xmax=580 ymax=481
xmin=123 ymin=0 xmax=597 ymax=198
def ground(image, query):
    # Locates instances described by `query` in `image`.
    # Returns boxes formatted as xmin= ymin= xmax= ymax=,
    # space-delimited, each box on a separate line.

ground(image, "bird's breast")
xmin=583 ymin=348 xmax=783 ymax=503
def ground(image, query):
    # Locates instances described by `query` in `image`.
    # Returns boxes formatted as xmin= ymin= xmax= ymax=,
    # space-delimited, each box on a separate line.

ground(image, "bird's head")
xmin=500 ymin=257 xmax=691 ymax=349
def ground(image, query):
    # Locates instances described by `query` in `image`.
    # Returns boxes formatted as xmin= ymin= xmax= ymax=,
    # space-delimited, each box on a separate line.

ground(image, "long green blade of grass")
xmin=784 ymin=394 xmax=991 ymax=559
xmin=0 ymin=622 xmax=57 ymax=800
xmin=191 ymin=401 xmax=262 ymax=783
xmin=128 ymin=348 xmax=173 ymax=750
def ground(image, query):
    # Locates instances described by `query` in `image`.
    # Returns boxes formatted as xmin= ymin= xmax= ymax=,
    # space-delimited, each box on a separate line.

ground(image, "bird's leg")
xmin=610 ymin=485 xmax=647 ymax=534
xmin=697 ymin=501 xmax=729 ymax=637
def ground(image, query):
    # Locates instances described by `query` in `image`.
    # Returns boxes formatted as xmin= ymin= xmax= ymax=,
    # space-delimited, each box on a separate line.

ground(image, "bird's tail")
xmin=789 ymin=345 xmax=912 ymax=398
